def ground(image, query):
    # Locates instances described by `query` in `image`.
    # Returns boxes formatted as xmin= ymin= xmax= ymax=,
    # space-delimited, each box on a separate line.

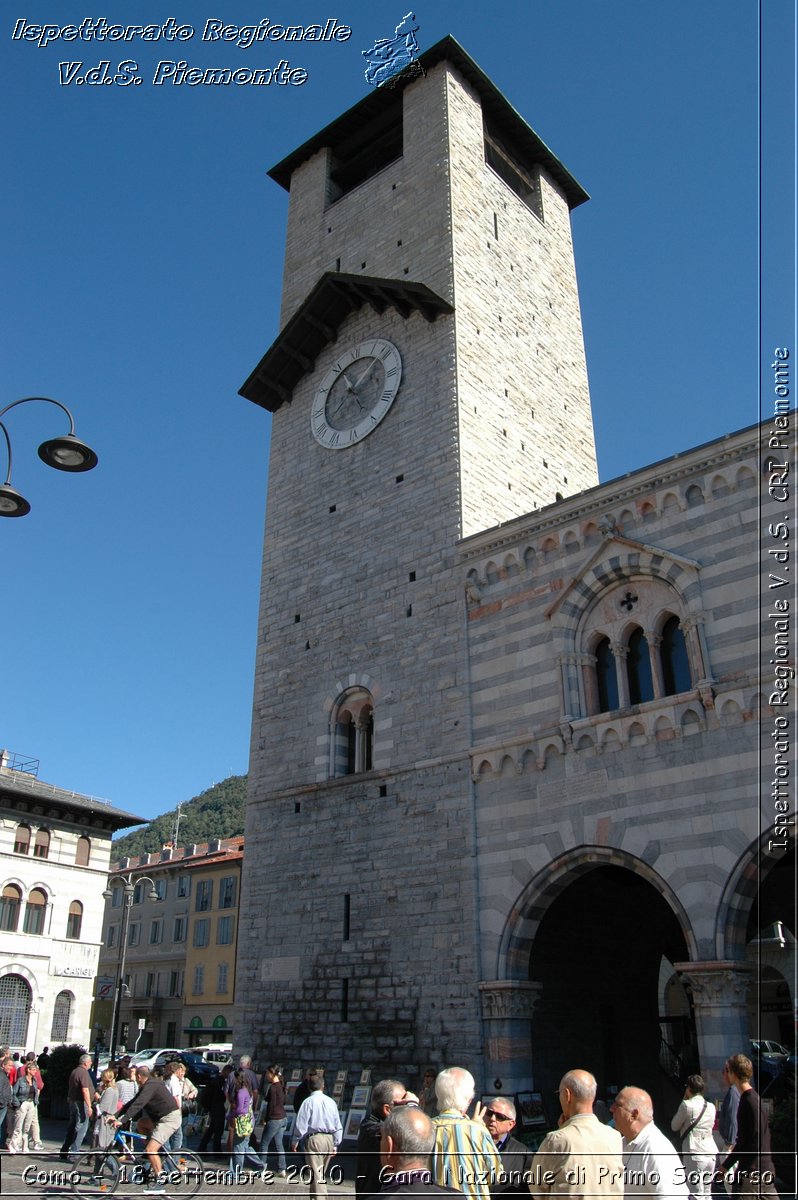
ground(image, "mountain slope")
xmin=111 ymin=774 xmax=247 ymax=860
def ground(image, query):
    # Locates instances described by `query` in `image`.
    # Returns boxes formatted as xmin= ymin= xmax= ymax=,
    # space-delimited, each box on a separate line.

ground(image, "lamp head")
xmin=38 ymin=433 xmax=98 ymax=472
xmin=0 ymin=484 xmax=31 ymax=518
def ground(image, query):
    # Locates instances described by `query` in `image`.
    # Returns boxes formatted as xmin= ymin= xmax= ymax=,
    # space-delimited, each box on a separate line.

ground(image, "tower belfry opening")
xmin=327 ymin=92 xmax=403 ymax=203
xmin=483 ymin=120 xmax=543 ymax=220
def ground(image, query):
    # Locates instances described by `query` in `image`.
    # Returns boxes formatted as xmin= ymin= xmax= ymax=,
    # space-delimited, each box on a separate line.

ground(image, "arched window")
xmin=0 ymin=885 xmax=22 ymax=932
xmin=332 ymin=688 xmax=374 ymax=777
xmin=66 ymin=900 xmax=83 ymax=940
xmin=33 ymin=829 xmax=50 ymax=860
xmin=566 ymin=564 xmax=706 ymax=723
xmin=626 ymin=627 xmax=654 ymax=705
xmin=660 ymin=615 xmax=691 ymax=696
xmin=594 ymin=637 xmax=618 ymax=713
xmin=23 ymin=887 xmax=47 ymax=935
xmin=13 ymin=825 xmax=30 ymax=855
xmin=0 ymin=974 xmax=32 ymax=1046
xmin=75 ymin=836 xmax=91 ymax=867
xmin=51 ymin=990 xmax=73 ymax=1041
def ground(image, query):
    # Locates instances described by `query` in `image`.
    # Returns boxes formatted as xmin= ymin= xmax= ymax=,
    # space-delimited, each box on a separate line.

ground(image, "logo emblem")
xmin=362 ymin=13 xmax=423 ymax=88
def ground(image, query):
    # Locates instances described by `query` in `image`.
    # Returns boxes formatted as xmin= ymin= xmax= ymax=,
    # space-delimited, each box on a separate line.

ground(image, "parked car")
xmin=156 ymin=1050 xmax=220 ymax=1087
xmin=193 ymin=1043 xmax=233 ymax=1066
xmin=751 ymin=1039 xmax=791 ymax=1059
xmin=128 ymin=1046 xmax=185 ymax=1069
xmin=750 ymin=1044 xmax=796 ymax=1102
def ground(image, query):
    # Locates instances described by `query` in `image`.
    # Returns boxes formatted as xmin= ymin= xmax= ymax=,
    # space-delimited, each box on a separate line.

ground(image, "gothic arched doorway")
xmin=526 ymin=862 xmax=693 ymax=1122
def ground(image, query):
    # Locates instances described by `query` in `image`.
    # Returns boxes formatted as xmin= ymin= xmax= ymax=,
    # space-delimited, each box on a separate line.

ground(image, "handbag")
xmin=235 ymin=1109 xmax=254 ymax=1138
xmin=181 ymin=1078 xmax=198 ymax=1116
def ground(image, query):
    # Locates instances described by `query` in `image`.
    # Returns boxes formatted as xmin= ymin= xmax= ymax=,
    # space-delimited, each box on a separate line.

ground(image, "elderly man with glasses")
xmin=481 ymin=1097 xmax=533 ymax=1198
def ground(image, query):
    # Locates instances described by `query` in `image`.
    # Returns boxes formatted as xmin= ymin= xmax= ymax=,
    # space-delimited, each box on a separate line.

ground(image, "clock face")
xmin=310 ymin=339 xmax=402 ymax=449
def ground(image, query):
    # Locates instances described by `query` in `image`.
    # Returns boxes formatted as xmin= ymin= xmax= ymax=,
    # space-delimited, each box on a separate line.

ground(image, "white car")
xmin=128 ymin=1046 xmax=184 ymax=1069
xmin=193 ymin=1043 xmax=233 ymax=1065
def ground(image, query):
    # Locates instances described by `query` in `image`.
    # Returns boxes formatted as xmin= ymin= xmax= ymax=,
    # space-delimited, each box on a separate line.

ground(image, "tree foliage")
xmin=46 ymin=1043 xmax=87 ymax=1096
xmin=112 ymin=775 xmax=247 ymax=860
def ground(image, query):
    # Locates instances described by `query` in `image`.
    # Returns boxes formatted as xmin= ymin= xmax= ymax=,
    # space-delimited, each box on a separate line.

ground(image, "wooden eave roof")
xmin=268 ymin=36 xmax=588 ymax=210
xmin=239 ymin=272 xmax=454 ymax=412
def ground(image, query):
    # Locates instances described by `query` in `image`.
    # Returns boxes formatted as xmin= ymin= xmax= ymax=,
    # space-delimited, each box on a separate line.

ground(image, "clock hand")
xmin=350 ymin=358 xmax=378 ymax=393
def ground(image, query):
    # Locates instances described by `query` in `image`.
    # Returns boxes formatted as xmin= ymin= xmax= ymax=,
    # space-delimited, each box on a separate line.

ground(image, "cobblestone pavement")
xmin=0 ymin=1122 xmax=358 ymax=1199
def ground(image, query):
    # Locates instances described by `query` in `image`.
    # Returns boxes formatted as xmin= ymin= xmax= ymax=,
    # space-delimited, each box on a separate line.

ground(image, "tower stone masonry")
xmin=236 ymin=37 xmax=790 ymax=1116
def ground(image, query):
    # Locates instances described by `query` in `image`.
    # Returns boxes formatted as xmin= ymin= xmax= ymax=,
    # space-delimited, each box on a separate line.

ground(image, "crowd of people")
xmin=0 ymin=1047 xmax=46 ymax=1152
xmin=346 ymin=1058 xmax=780 ymax=1200
xmin=192 ymin=1055 xmax=779 ymax=1200
xmin=0 ymin=1046 xmax=784 ymax=1200
xmin=53 ymin=1051 xmax=290 ymax=1192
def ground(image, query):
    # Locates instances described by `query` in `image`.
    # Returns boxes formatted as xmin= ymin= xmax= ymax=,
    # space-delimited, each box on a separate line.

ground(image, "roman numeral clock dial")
xmin=310 ymin=339 xmax=402 ymax=449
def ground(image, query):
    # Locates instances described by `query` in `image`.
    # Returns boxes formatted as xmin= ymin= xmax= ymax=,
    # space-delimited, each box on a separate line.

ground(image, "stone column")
xmin=611 ymin=642 xmax=630 ymax=708
xmin=682 ymin=613 xmax=713 ymax=687
xmin=574 ymin=651 xmax=593 ymax=717
xmin=674 ymin=960 xmax=754 ymax=1096
xmin=646 ymin=632 xmax=664 ymax=699
xmin=478 ymin=980 xmax=541 ymax=1094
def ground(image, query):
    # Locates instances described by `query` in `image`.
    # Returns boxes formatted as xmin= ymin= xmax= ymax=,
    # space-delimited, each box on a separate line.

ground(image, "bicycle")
xmin=67 ymin=1125 xmax=204 ymax=1197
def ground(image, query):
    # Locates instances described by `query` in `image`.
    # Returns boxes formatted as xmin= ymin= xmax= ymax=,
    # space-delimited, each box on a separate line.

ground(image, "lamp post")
xmin=102 ymin=873 xmax=158 ymax=1062
xmin=0 ymin=396 xmax=98 ymax=517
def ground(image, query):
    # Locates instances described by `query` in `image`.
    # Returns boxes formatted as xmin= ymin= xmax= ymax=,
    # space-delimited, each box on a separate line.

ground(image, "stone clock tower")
xmin=236 ymin=38 xmax=598 ymax=1074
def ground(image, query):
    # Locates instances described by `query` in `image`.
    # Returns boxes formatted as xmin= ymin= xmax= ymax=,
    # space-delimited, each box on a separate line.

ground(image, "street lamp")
xmin=102 ymin=873 xmax=158 ymax=1062
xmin=0 ymin=396 xmax=98 ymax=517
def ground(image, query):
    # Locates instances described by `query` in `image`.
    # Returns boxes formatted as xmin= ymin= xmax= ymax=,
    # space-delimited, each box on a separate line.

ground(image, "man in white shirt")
xmin=291 ymin=1074 xmax=343 ymax=1199
xmin=611 ymin=1087 xmax=690 ymax=1200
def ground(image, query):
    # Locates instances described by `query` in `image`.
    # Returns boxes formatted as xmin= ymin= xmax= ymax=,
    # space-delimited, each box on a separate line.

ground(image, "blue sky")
xmin=2 ymin=1 xmax=794 ymax=824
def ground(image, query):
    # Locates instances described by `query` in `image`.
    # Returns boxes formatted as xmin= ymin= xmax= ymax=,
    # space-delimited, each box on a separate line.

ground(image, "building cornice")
xmin=0 ymin=768 xmax=143 ymax=833
xmin=457 ymin=420 xmax=763 ymax=563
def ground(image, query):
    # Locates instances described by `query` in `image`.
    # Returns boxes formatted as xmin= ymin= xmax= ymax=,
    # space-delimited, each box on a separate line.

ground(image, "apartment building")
xmin=94 ymin=837 xmax=242 ymax=1050
xmin=0 ymin=755 xmax=142 ymax=1050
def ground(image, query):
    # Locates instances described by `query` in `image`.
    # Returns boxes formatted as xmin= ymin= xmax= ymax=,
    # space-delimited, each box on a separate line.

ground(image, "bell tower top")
xmin=268 ymin=36 xmax=588 ymax=203
xmin=266 ymin=36 xmax=589 ymax=329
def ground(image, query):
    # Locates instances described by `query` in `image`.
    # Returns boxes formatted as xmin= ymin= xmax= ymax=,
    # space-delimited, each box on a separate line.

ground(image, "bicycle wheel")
xmin=161 ymin=1148 xmax=204 ymax=1197
xmin=68 ymin=1150 xmax=120 ymax=1194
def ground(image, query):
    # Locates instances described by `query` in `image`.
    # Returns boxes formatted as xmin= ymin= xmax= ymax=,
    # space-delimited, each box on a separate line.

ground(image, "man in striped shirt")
xmin=431 ymin=1068 xmax=501 ymax=1200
